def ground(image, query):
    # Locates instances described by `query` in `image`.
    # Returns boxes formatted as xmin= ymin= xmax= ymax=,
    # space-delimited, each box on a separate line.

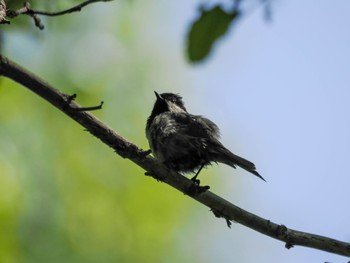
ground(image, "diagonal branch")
xmin=0 ymin=54 xmax=350 ymax=257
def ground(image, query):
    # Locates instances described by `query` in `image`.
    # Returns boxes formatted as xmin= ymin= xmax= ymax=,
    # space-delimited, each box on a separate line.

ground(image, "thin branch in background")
xmin=25 ymin=0 xmax=114 ymax=17
xmin=1 ymin=54 xmax=350 ymax=257
xmin=5 ymin=0 xmax=114 ymax=29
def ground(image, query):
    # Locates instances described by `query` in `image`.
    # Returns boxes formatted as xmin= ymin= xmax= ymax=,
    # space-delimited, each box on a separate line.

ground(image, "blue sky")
xmin=180 ymin=1 xmax=350 ymax=262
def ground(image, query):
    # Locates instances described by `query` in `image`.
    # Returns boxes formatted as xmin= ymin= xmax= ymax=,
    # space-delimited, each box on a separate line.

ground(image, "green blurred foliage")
xmin=0 ymin=2 xmax=201 ymax=262
xmin=186 ymin=6 xmax=239 ymax=63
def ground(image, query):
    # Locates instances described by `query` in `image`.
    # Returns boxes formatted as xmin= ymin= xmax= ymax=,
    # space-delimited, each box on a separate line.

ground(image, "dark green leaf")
xmin=187 ymin=6 xmax=239 ymax=63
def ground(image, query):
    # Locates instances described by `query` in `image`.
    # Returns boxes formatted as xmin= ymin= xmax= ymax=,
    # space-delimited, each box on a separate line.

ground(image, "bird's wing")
xmin=171 ymin=113 xmax=221 ymax=140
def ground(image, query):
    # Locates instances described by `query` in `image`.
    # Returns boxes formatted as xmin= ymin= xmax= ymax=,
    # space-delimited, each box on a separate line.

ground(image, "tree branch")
xmin=0 ymin=0 xmax=8 ymax=24
xmin=1 ymin=54 xmax=350 ymax=257
xmin=5 ymin=0 xmax=114 ymax=29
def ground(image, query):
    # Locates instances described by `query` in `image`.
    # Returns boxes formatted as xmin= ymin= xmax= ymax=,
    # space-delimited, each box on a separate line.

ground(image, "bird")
xmin=145 ymin=91 xmax=265 ymax=183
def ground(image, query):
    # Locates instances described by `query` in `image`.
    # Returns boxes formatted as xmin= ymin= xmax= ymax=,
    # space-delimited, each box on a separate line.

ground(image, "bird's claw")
xmin=139 ymin=149 xmax=152 ymax=158
xmin=191 ymin=177 xmax=200 ymax=185
xmin=186 ymin=179 xmax=210 ymax=195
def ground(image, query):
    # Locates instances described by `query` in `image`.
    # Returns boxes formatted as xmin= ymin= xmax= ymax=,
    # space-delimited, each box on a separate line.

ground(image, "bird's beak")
xmin=154 ymin=91 xmax=161 ymax=100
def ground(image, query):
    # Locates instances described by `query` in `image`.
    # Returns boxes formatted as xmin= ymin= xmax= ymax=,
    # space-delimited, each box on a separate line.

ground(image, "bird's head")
xmin=150 ymin=91 xmax=187 ymax=117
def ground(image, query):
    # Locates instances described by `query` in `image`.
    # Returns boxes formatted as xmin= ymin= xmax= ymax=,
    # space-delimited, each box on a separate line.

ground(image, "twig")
xmin=1 ymin=54 xmax=350 ymax=257
xmin=74 ymin=101 xmax=104 ymax=111
xmin=5 ymin=0 xmax=114 ymax=29
xmin=65 ymin=93 xmax=104 ymax=111
xmin=25 ymin=0 xmax=113 ymax=17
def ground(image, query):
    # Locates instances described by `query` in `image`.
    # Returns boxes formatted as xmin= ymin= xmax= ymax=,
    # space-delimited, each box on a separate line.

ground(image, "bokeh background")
xmin=1 ymin=0 xmax=350 ymax=262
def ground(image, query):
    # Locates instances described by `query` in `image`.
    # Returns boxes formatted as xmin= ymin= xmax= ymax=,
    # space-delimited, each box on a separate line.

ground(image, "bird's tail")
xmin=214 ymin=146 xmax=266 ymax=182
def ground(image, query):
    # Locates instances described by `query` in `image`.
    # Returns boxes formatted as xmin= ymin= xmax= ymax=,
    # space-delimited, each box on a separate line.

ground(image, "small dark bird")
xmin=146 ymin=92 xmax=265 ymax=182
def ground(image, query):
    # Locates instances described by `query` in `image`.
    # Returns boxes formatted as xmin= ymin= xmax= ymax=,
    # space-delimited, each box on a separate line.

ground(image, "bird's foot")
xmin=139 ymin=149 xmax=152 ymax=158
xmin=190 ymin=177 xmax=200 ymax=185
xmin=186 ymin=178 xmax=210 ymax=196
